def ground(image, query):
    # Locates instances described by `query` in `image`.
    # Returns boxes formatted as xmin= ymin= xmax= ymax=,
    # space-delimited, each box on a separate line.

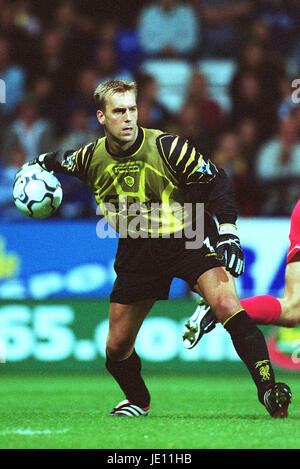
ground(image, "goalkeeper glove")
xmin=216 ymin=224 xmax=244 ymax=278
xmin=14 ymin=153 xmax=51 ymax=180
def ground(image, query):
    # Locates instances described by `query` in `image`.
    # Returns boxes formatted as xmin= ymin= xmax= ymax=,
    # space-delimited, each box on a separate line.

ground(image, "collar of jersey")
xmin=105 ymin=127 xmax=145 ymax=159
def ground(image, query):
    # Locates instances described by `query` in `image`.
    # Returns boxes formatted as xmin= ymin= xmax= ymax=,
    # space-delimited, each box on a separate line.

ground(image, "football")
xmin=13 ymin=168 xmax=63 ymax=219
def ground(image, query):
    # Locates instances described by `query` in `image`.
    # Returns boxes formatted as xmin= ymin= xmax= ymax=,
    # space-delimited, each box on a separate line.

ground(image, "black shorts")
xmin=110 ymin=212 xmax=222 ymax=304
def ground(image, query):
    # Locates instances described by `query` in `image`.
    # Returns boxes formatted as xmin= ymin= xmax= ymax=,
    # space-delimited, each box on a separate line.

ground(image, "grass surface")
xmin=0 ymin=371 xmax=299 ymax=449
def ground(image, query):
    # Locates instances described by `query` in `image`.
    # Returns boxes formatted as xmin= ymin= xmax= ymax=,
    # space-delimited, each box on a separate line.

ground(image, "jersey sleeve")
xmin=42 ymin=141 xmax=97 ymax=182
xmin=156 ymin=133 xmax=238 ymax=225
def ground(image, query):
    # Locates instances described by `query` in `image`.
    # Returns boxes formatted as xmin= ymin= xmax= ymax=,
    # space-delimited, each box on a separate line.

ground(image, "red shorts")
xmin=287 ymin=199 xmax=300 ymax=264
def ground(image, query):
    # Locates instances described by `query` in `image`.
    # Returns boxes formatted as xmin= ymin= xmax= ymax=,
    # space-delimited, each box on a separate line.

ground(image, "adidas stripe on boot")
xmin=109 ymin=400 xmax=150 ymax=417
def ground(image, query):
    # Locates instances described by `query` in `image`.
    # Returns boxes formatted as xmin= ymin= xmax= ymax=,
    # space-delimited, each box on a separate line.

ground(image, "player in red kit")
xmin=241 ymin=198 xmax=300 ymax=328
xmin=183 ymin=199 xmax=300 ymax=347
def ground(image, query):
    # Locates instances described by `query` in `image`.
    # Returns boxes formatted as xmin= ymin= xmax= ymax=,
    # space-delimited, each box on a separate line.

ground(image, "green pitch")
xmin=1 ymin=371 xmax=299 ymax=449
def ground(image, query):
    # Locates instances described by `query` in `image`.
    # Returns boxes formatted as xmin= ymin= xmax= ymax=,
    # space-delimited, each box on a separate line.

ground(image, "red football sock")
xmin=240 ymin=295 xmax=282 ymax=325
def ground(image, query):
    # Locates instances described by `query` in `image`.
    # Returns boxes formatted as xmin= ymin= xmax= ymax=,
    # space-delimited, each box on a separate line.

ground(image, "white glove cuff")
xmin=219 ymin=223 xmax=237 ymax=236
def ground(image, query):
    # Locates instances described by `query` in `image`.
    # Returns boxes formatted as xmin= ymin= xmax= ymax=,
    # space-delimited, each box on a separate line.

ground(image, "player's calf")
xmin=222 ymin=309 xmax=285 ymax=412
xmin=106 ymin=350 xmax=151 ymax=410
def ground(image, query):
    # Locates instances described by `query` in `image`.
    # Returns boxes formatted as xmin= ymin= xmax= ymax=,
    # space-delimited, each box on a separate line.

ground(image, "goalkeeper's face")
xmin=97 ymin=90 xmax=138 ymax=149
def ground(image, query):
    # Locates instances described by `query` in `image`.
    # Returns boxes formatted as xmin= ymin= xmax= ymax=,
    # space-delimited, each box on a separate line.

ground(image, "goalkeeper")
xmin=15 ymin=80 xmax=291 ymax=418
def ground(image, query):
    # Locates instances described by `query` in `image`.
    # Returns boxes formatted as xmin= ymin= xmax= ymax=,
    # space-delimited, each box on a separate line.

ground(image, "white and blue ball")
xmin=13 ymin=168 xmax=63 ymax=218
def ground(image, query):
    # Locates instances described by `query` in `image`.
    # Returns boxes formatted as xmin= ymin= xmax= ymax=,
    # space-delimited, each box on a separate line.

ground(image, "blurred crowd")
xmin=1 ymin=0 xmax=300 ymax=218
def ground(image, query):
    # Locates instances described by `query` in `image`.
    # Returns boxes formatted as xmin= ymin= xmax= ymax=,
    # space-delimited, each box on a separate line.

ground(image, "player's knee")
xmin=283 ymin=309 xmax=300 ymax=328
xmin=283 ymin=299 xmax=300 ymax=328
xmin=210 ymin=294 xmax=241 ymax=323
xmin=285 ymin=318 xmax=300 ymax=328
xmin=106 ymin=336 xmax=133 ymax=361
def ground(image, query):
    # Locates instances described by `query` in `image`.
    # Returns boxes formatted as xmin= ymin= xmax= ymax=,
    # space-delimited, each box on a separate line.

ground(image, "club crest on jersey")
xmin=124 ymin=175 xmax=135 ymax=188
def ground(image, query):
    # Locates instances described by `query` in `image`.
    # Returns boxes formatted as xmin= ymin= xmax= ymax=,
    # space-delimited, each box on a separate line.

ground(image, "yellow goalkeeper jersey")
xmin=46 ymin=126 xmax=235 ymax=235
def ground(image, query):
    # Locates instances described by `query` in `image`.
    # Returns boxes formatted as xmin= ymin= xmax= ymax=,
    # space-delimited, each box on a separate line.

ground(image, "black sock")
xmin=106 ymin=350 xmax=150 ymax=408
xmin=224 ymin=310 xmax=275 ymax=402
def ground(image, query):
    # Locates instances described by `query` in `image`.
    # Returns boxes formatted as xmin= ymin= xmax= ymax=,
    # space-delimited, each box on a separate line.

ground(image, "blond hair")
xmin=94 ymin=80 xmax=137 ymax=111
